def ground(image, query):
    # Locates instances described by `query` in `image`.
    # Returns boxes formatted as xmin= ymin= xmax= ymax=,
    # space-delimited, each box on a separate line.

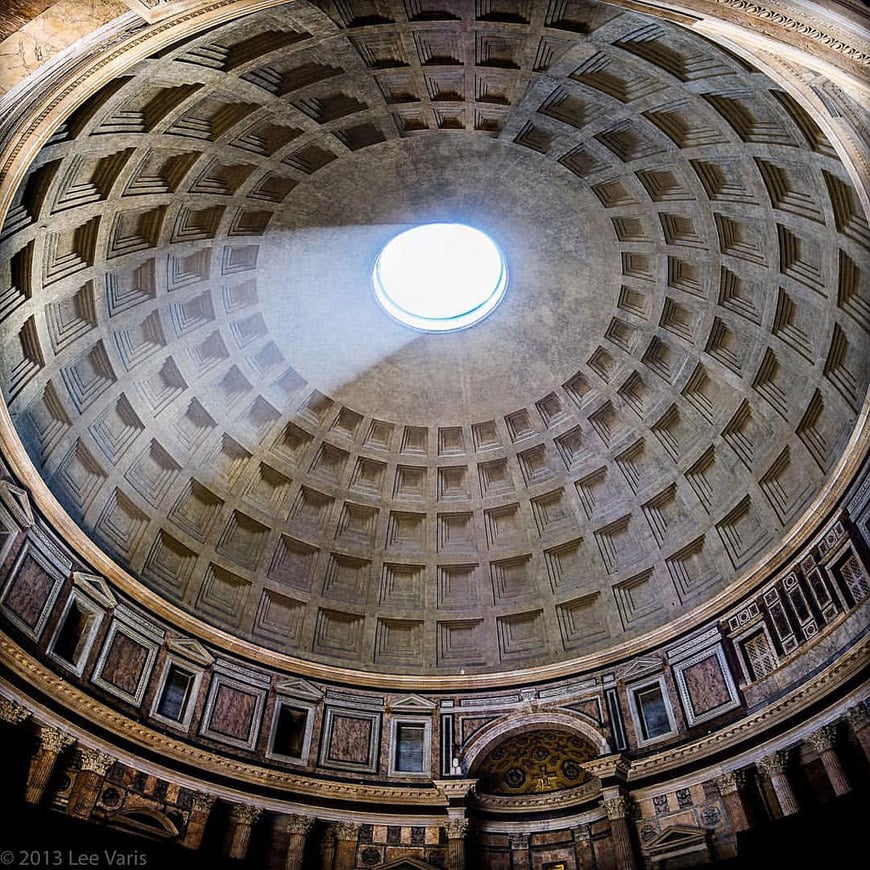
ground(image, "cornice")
xmin=710 ymin=0 xmax=870 ymax=65
xmin=606 ymin=1 xmax=870 ymax=69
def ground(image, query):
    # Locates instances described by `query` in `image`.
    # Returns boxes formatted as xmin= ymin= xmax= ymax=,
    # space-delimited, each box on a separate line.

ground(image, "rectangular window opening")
xmin=635 ymin=684 xmax=671 ymax=740
xmin=51 ymin=601 xmax=93 ymax=666
xmin=395 ymin=723 xmax=426 ymax=773
xmin=272 ymin=705 xmax=309 ymax=758
xmin=156 ymin=664 xmax=195 ymax=721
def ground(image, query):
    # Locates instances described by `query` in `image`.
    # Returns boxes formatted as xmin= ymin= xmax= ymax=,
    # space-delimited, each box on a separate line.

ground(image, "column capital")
xmin=603 ymin=795 xmax=632 ymax=820
xmin=715 ymin=769 xmax=747 ymax=795
xmin=444 ymin=818 xmax=469 ymax=840
xmin=757 ymin=749 xmax=791 ymax=778
xmin=229 ymin=803 xmax=262 ymax=826
xmin=38 ymin=725 xmax=75 ymax=754
xmin=190 ymin=791 xmax=216 ymax=813
xmin=0 ymin=696 xmax=31 ymax=725
xmin=807 ymin=723 xmax=839 ymax=753
xmin=333 ymin=821 xmax=359 ymax=842
xmin=78 ymin=746 xmax=114 ymax=775
xmin=509 ymin=833 xmax=529 ymax=850
xmin=845 ymin=703 xmax=869 ymax=732
xmin=572 ymin=823 xmax=592 ymax=844
xmin=280 ymin=813 xmax=316 ymax=835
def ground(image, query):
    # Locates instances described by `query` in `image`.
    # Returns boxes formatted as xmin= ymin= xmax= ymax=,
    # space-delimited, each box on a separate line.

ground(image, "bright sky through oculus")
xmin=373 ymin=223 xmax=507 ymax=332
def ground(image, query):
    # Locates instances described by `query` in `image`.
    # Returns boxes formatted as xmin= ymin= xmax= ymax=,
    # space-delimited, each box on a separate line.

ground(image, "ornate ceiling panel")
xmin=474 ymin=728 xmax=597 ymax=795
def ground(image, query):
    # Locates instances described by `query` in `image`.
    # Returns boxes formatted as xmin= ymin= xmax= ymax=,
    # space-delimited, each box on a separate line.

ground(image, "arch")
xmin=106 ymin=808 xmax=179 ymax=839
xmin=461 ymin=710 xmax=610 ymax=775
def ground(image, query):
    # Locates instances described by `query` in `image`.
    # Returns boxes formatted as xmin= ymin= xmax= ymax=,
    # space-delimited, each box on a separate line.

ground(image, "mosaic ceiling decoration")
xmin=475 ymin=728 xmax=597 ymax=795
xmin=0 ymin=0 xmax=867 ymax=674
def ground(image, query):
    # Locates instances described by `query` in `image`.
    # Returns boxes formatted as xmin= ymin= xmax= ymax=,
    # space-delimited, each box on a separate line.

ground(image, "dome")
xmin=0 ymin=2 xmax=867 ymax=868
xmin=1 ymin=0 xmax=867 ymax=680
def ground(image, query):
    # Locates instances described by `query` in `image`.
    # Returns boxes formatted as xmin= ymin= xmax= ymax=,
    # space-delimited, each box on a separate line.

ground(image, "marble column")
xmin=181 ymin=792 xmax=215 ymax=850
xmin=226 ymin=804 xmax=262 ymax=860
xmin=807 ymin=725 xmax=851 ymax=796
xmin=572 ymin=824 xmax=596 ymax=869
xmin=714 ymin=770 xmax=750 ymax=832
xmin=509 ymin=833 xmax=530 ymax=870
xmin=269 ymin=813 xmax=316 ymax=870
xmin=757 ymin=751 xmax=799 ymax=817
xmin=319 ymin=825 xmax=336 ymax=870
xmin=603 ymin=795 xmax=639 ymax=870
xmin=444 ymin=818 xmax=469 ymax=870
xmin=67 ymin=747 xmax=114 ymax=819
xmin=25 ymin=725 xmax=74 ymax=805
xmin=845 ymin=703 xmax=870 ymax=761
xmin=332 ymin=822 xmax=359 ymax=870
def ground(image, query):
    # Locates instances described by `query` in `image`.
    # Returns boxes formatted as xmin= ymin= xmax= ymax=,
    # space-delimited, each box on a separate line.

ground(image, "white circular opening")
xmin=373 ymin=223 xmax=507 ymax=332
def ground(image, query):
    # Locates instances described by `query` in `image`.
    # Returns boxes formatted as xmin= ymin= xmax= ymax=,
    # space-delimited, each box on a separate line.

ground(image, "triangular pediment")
xmin=275 ymin=677 xmax=323 ymax=701
xmin=644 ymin=824 xmax=710 ymax=855
xmin=107 ymin=807 xmax=179 ymax=839
xmin=166 ymin=636 xmax=214 ymax=666
xmin=0 ymin=481 xmax=33 ymax=528
xmin=618 ymin=656 xmax=662 ymax=680
xmin=72 ymin=571 xmax=117 ymax=608
xmin=376 ymin=858 xmax=437 ymax=870
xmin=390 ymin=694 xmax=436 ymax=712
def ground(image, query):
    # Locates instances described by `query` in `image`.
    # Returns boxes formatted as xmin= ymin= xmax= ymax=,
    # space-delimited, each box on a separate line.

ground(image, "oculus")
xmin=372 ymin=223 xmax=507 ymax=332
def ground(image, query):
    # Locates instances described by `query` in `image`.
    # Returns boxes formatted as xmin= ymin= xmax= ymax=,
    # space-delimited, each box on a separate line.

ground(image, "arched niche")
xmin=462 ymin=710 xmax=610 ymax=784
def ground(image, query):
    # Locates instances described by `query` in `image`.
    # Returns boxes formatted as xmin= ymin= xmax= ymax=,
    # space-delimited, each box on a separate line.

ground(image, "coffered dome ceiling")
xmin=0 ymin=0 xmax=868 ymax=677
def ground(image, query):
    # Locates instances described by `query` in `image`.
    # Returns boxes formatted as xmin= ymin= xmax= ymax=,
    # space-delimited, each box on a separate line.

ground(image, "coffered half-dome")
xmin=0 ymin=0 xmax=868 ymax=679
